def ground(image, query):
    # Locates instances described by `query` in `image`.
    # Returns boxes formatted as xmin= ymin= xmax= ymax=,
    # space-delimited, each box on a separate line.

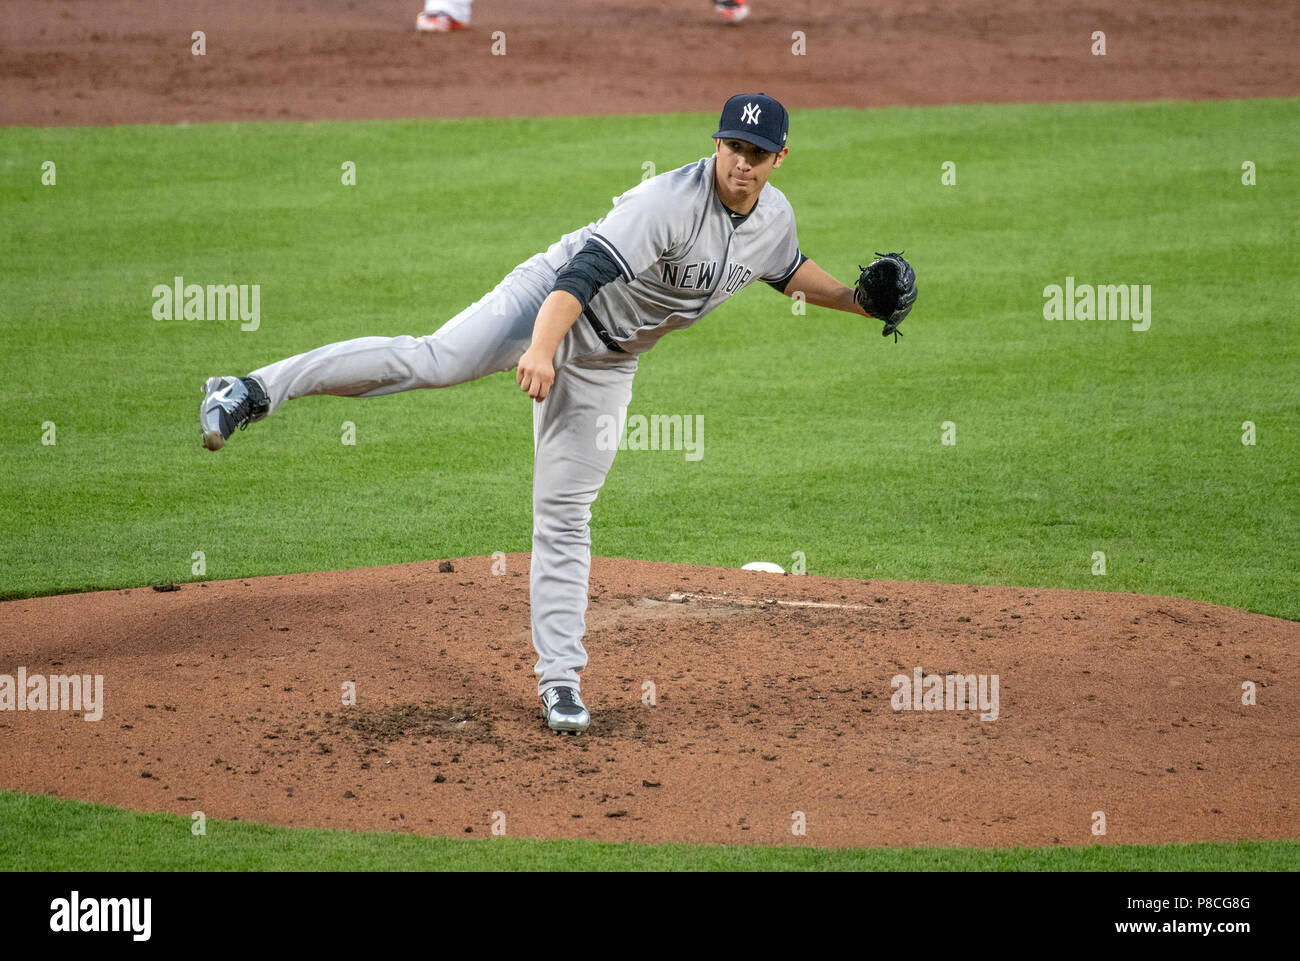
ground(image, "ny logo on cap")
xmin=741 ymin=102 xmax=761 ymax=125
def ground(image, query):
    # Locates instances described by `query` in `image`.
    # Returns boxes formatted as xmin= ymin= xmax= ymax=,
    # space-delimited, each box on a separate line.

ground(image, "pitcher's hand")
xmin=516 ymin=347 xmax=555 ymax=402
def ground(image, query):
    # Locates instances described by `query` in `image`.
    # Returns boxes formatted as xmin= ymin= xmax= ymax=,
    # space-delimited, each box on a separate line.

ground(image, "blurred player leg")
xmin=417 ymin=0 xmax=472 ymax=32
xmin=530 ymin=354 xmax=638 ymax=697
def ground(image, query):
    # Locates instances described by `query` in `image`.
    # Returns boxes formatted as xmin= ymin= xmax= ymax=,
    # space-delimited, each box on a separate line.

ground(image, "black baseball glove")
xmin=855 ymin=252 xmax=917 ymax=341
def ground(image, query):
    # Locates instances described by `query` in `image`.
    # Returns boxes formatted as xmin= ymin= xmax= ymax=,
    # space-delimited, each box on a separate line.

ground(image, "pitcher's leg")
xmin=249 ymin=262 xmax=552 ymax=414
xmin=529 ymin=357 xmax=636 ymax=696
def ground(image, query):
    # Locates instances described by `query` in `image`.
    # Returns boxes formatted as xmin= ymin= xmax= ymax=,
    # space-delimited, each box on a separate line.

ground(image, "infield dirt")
xmin=3 ymin=0 xmax=1298 ymax=127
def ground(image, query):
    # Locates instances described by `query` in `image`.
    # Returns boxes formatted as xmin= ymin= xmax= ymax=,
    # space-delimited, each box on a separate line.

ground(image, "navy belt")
xmin=582 ymin=305 xmax=625 ymax=353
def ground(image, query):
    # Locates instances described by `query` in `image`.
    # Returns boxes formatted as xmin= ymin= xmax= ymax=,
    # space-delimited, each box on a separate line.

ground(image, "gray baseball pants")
xmin=249 ymin=253 xmax=637 ymax=696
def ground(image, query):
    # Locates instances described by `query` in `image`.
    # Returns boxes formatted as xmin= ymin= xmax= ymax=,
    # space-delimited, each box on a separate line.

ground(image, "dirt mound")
xmin=3 ymin=0 xmax=1297 ymax=127
xmin=1 ymin=555 xmax=1295 ymax=848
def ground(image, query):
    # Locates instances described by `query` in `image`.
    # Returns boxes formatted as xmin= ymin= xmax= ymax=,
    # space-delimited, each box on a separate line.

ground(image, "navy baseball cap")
xmin=714 ymin=92 xmax=789 ymax=154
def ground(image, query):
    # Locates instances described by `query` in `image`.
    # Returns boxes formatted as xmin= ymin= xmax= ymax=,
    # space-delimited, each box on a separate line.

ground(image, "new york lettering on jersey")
xmin=661 ymin=260 xmax=754 ymax=295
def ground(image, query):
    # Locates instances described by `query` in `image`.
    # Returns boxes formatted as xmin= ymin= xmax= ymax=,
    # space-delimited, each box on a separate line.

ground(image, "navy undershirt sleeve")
xmin=553 ymin=239 xmax=624 ymax=308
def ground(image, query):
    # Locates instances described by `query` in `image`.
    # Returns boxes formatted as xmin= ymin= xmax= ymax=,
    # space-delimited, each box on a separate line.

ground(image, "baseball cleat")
xmin=199 ymin=375 xmax=269 ymax=451
xmin=416 ymin=11 xmax=467 ymax=32
xmin=541 ymin=686 xmax=590 ymax=733
xmin=714 ymin=1 xmax=750 ymax=23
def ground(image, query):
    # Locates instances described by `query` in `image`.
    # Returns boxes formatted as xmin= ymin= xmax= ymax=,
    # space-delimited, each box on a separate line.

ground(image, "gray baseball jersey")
xmin=539 ymin=155 xmax=803 ymax=353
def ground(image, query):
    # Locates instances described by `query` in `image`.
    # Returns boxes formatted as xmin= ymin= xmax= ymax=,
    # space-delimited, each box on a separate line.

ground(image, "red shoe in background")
xmin=416 ymin=11 xmax=467 ymax=32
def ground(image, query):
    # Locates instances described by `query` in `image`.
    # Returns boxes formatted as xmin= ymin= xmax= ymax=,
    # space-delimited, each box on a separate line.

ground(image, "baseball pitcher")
xmin=198 ymin=92 xmax=918 ymax=733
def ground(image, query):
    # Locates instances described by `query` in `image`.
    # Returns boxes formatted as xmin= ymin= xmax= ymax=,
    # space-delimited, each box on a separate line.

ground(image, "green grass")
xmin=1 ymin=99 xmax=1297 ymax=616
xmin=2 ymin=792 xmax=1295 ymax=871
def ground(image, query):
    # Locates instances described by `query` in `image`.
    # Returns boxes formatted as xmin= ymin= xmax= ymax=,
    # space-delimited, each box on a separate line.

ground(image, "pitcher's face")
xmin=713 ymin=137 xmax=787 ymax=209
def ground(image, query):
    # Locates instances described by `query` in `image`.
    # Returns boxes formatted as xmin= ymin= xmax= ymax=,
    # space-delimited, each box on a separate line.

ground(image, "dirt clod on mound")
xmin=338 ymin=702 xmax=496 ymax=746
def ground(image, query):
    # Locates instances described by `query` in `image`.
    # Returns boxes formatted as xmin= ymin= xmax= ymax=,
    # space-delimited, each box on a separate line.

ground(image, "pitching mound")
xmin=1 ymin=556 xmax=1295 ymax=848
